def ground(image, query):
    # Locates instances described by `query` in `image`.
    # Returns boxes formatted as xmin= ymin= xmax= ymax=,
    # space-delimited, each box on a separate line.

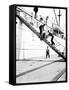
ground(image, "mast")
xmin=57 ymin=9 xmax=62 ymax=26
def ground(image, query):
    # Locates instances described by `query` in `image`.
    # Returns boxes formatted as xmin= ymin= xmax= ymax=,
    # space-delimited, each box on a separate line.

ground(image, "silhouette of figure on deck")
xmin=48 ymin=30 xmax=55 ymax=45
xmin=46 ymin=46 xmax=50 ymax=58
xmin=39 ymin=24 xmax=45 ymax=40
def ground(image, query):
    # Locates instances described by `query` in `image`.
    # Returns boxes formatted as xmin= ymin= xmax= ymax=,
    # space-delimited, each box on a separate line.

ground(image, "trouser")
xmin=40 ymin=29 xmax=42 ymax=35
xmin=51 ymin=36 xmax=55 ymax=45
xmin=43 ymin=33 xmax=45 ymax=39
xmin=46 ymin=53 xmax=50 ymax=58
xmin=40 ymin=32 xmax=45 ymax=40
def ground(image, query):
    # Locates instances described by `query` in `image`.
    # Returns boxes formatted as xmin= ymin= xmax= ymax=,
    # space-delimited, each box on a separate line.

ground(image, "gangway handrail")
xmin=17 ymin=7 xmax=32 ymax=17
xmin=16 ymin=14 xmax=66 ymax=60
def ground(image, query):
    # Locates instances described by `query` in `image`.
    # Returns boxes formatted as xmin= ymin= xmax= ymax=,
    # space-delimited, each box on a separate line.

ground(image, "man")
xmin=48 ymin=30 xmax=55 ymax=45
xmin=39 ymin=24 xmax=45 ymax=40
xmin=46 ymin=46 xmax=50 ymax=58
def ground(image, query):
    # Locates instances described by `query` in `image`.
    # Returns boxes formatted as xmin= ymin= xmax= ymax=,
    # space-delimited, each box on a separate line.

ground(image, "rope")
xmin=53 ymin=9 xmax=59 ymax=26
xmin=54 ymin=39 xmax=65 ymax=51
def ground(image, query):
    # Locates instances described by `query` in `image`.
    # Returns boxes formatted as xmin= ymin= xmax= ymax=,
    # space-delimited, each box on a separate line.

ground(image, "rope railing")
xmin=54 ymin=39 xmax=65 ymax=48
xmin=53 ymin=9 xmax=59 ymax=26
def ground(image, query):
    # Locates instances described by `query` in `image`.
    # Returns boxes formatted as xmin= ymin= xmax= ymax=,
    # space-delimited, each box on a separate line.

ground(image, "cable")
xmin=53 ymin=9 xmax=59 ymax=26
xmin=54 ymin=39 xmax=65 ymax=48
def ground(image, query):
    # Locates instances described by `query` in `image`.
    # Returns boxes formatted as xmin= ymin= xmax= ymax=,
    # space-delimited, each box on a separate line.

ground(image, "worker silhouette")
xmin=39 ymin=24 xmax=45 ymax=40
xmin=46 ymin=46 xmax=50 ymax=58
xmin=33 ymin=6 xmax=38 ymax=19
xmin=48 ymin=30 xmax=55 ymax=45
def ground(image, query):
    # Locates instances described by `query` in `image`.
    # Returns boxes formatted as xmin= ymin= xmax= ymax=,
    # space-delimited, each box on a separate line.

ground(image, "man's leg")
xmin=49 ymin=53 xmax=50 ymax=58
xmin=40 ymin=30 xmax=43 ymax=40
xmin=47 ymin=53 xmax=49 ymax=58
xmin=43 ymin=33 xmax=45 ymax=39
xmin=51 ymin=36 xmax=54 ymax=45
xmin=52 ymin=36 xmax=55 ymax=45
xmin=46 ymin=53 xmax=47 ymax=58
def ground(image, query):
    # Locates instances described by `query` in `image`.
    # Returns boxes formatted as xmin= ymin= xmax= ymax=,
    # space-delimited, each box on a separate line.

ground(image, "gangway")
xmin=16 ymin=14 xmax=66 ymax=60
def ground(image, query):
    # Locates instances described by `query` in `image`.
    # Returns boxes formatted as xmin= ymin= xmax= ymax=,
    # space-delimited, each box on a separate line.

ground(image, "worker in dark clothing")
xmin=39 ymin=24 xmax=45 ymax=40
xmin=48 ymin=30 xmax=55 ymax=45
xmin=46 ymin=46 xmax=50 ymax=58
xmin=39 ymin=25 xmax=43 ymax=35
